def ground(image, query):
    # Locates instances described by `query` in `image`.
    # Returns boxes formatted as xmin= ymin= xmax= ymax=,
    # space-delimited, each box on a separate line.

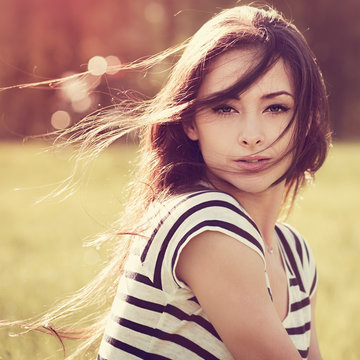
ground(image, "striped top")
xmin=97 ymin=190 xmax=318 ymax=360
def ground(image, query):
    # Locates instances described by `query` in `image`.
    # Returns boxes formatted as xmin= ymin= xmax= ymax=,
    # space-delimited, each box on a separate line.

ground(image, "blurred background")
xmin=0 ymin=0 xmax=359 ymax=139
xmin=0 ymin=0 xmax=359 ymax=359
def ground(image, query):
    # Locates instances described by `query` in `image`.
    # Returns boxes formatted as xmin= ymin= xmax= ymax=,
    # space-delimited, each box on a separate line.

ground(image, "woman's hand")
xmin=176 ymin=230 xmax=302 ymax=360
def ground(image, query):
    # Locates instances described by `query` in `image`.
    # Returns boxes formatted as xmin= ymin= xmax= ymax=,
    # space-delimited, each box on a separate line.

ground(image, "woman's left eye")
xmin=265 ymin=104 xmax=290 ymax=113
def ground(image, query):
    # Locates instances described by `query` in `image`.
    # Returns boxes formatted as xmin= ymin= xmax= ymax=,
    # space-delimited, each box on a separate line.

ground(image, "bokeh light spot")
xmin=62 ymin=78 xmax=88 ymax=102
xmin=51 ymin=110 xmax=71 ymax=129
xmin=105 ymin=55 xmax=121 ymax=75
xmin=72 ymin=97 xmax=92 ymax=113
xmin=88 ymin=56 xmax=107 ymax=76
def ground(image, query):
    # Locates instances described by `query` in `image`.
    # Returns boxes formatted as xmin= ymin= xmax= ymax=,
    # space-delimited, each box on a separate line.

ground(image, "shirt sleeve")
xmin=281 ymin=223 xmax=318 ymax=298
xmin=302 ymin=236 xmax=318 ymax=298
xmin=141 ymin=190 xmax=266 ymax=294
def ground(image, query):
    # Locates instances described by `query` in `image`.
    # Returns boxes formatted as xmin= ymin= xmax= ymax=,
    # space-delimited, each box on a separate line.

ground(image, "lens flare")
xmin=105 ymin=55 xmax=121 ymax=75
xmin=88 ymin=56 xmax=108 ymax=76
xmin=51 ymin=110 xmax=71 ymax=129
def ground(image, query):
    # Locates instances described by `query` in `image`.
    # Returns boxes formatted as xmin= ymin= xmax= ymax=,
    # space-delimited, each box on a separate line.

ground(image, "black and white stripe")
xmin=98 ymin=191 xmax=318 ymax=360
xmin=276 ymin=223 xmax=317 ymax=359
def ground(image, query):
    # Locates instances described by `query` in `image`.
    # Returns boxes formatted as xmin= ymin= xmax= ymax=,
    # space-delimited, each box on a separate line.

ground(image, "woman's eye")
xmin=266 ymin=104 xmax=290 ymax=113
xmin=212 ymin=104 xmax=236 ymax=114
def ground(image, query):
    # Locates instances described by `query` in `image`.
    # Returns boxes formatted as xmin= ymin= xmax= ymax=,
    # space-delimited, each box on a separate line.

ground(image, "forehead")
xmin=198 ymin=48 xmax=294 ymax=98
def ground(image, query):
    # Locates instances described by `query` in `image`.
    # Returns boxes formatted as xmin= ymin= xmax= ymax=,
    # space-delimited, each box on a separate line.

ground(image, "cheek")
xmin=197 ymin=127 xmax=234 ymax=158
xmin=267 ymin=120 xmax=290 ymax=141
xmin=272 ymin=120 xmax=296 ymax=152
xmin=196 ymin=117 xmax=237 ymax=144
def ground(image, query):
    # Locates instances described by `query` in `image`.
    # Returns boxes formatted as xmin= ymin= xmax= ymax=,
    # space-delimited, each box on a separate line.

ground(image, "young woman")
xmin=95 ymin=5 xmax=330 ymax=360
xmin=4 ymin=4 xmax=331 ymax=360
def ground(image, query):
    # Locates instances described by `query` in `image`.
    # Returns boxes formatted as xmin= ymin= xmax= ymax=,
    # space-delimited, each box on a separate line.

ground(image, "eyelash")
xmin=211 ymin=104 xmax=290 ymax=115
xmin=266 ymin=104 xmax=290 ymax=113
xmin=212 ymin=104 xmax=236 ymax=115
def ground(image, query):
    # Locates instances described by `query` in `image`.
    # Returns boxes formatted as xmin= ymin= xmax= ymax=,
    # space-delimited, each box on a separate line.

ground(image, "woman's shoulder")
xmin=276 ymin=222 xmax=318 ymax=297
xmin=143 ymin=188 xmax=262 ymax=242
xmin=167 ymin=188 xmax=243 ymax=209
xmin=160 ymin=188 xmax=256 ymax=227
xmin=275 ymin=222 xmax=316 ymax=268
xmin=141 ymin=188 xmax=266 ymax=287
xmin=146 ymin=188 xmax=263 ymax=251
xmin=276 ymin=222 xmax=308 ymax=249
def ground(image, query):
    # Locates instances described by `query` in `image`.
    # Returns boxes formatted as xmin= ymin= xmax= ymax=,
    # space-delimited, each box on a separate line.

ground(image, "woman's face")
xmin=184 ymin=48 xmax=296 ymax=198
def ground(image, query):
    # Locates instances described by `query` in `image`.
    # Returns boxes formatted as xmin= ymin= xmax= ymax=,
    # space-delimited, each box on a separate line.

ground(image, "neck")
xmin=204 ymin=171 xmax=286 ymax=250
xmin=238 ymin=184 xmax=284 ymax=240
xmin=210 ymin=179 xmax=285 ymax=250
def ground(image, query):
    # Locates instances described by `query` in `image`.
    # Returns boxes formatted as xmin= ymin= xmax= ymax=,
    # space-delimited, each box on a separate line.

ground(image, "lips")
xmin=234 ymin=156 xmax=270 ymax=171
xmin=242 ymin=159 xmax=264 ymax=163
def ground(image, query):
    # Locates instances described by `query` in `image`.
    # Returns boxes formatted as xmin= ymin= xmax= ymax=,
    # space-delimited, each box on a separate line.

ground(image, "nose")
xmin=238 ymin=117 xmax=264 ymax=148
xmin=239 ymin=135 xmax=264 ymax=147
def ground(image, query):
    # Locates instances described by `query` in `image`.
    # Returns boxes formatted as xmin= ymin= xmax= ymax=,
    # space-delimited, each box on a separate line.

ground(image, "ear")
xmin=183 ymin=121 xmax=199 ymax=141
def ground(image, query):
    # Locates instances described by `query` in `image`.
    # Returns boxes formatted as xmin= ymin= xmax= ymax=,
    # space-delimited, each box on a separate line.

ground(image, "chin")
xmin=222 ymin=174 xmax=285 ymax=196
xmin=234 ymin=183 xmax=273 ymax=195
xmin=208 ymin=166 xmax=288 ymax=195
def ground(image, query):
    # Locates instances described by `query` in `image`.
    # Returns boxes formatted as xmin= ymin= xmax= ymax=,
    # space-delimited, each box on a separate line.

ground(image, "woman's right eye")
xmin=211 ymin=104 xmax=237 ymax=115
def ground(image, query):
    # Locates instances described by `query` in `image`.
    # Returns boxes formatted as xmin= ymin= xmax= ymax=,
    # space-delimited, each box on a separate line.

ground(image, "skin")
xmin=178 ymin=49 xmax=322 ymax=359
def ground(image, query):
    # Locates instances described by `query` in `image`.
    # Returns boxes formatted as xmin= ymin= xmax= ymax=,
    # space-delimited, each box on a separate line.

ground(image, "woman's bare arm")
xmin=176 ymin=230 xmax=302 ymax=360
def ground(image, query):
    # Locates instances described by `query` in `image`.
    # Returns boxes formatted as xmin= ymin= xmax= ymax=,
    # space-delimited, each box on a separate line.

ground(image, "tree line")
xmin=0 ymin=0 xmax=359 ymax=139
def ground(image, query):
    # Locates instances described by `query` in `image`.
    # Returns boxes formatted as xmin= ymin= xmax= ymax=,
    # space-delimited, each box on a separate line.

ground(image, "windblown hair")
xmin=2 ymin=5 xmax=331 ymax=358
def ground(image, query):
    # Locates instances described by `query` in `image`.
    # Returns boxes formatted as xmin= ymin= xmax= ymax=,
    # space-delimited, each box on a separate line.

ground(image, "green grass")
xmin=0 ymin=141 xmax=137 ymax=359
xmin=287 ymin=143 xmax=360 ymax=360
xmin=0 ymin=141 xmax=359 ymax=359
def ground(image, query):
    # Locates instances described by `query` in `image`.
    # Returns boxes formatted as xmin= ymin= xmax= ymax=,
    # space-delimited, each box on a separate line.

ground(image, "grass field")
xmin=0 ymin=141 xmax=359 ymax=359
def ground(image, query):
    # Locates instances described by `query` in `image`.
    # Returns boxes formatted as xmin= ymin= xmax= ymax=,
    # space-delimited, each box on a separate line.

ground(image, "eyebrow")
xmin=260 ymin=91 xmax=294 ymax=99
xmin=208 ymin=90 xmax=294 ymax=102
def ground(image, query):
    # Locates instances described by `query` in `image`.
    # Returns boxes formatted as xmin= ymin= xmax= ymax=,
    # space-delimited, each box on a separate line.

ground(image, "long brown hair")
xmin=1 ymin=5 xmax=331 ymax=358
xmin=135 ymin=5 xmax=331 ymax=209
